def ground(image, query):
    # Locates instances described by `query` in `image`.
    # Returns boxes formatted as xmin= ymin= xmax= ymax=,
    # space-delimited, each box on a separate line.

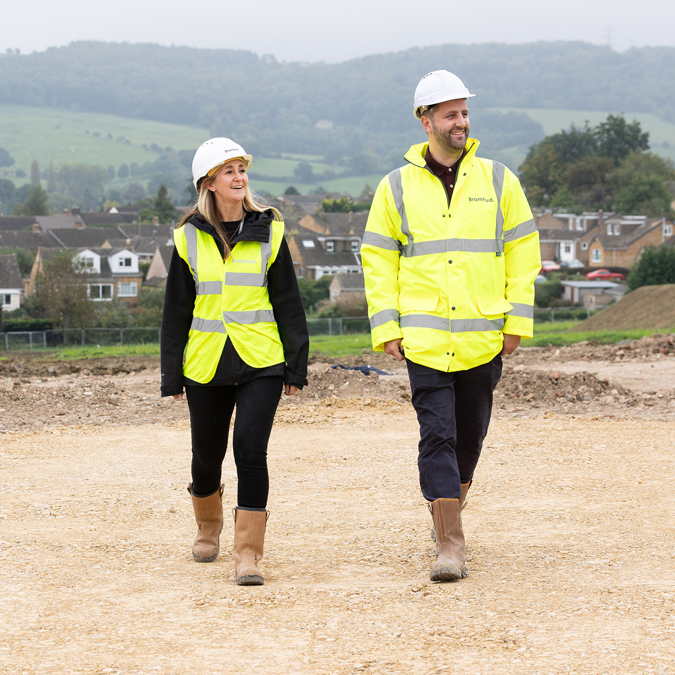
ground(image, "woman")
xmin=161 ymin=138 xmax=309 ymax=585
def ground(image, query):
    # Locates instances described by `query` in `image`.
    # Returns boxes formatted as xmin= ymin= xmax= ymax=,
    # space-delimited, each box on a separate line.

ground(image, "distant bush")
xmin=534 ymin=280 xmax=562 ymax=307
xmin=627 ymin=246 xmax=675 ymax=290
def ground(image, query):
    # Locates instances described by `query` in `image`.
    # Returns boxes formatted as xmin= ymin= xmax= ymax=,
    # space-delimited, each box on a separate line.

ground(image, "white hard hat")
xmin=191 ymin=138 xmax=253 ymax=190
xmin=413 ymin=70 xmax=475 ymax=119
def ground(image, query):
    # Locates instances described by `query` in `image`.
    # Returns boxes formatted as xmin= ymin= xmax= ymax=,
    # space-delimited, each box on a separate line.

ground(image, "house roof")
xmin=0 ymin=230 xmax=54 ymax=252
xmin=590 ymin=218 xmax=663 ymax=250
xmin=560 ymin=280 xmax=619 ymax=289
xmin=291 ymin=225 xmax=362 ymax=269
xmin=537 ymin=228 xmax=579 ymax=242
xmin=0 ymin=216 xmax=36 ymax=231
xmin=311 ymin=211 xmax=368 ymax=236
xmin=35 ymin=215 xmax=84 ymax=230
xmin=116 ymin=223 xmax=174 ymax=239
xmin=333 ymin=272 xmax=365 ymax=290
xmin=0 ymin=254 xmax=23 ymax=288
xmin=80 ymin=212 xmax=137 ymax=226
xmin=46 ymin=228 xmax=123 ymax=248
xmin=534 ymin=213 xmax=567 ymax=230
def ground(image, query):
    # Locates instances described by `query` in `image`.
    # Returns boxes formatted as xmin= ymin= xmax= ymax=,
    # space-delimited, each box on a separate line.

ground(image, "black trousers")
xmin=185 ymin=377 xmax=283 ymax=509
xmin=406 ymin=355 xmax=502 ymax=502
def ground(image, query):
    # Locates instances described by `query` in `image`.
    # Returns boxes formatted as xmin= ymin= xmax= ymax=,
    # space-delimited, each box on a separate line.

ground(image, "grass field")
xmin=5 ymin=322 xmax=673 ymax=362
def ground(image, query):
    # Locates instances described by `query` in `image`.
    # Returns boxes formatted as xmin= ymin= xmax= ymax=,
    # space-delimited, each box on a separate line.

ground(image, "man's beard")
xmin=431 ymin=122 xmax=469 ymax=154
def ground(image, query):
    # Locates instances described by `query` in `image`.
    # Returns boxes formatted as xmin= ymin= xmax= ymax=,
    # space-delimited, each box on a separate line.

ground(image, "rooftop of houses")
xmin=332 ymin=272 xmax=365 ymax=290
xmin=0 ymin=254 xmax=23 ymax=289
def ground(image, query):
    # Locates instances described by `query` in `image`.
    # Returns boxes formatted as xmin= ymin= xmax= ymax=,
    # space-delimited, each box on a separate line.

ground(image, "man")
xmin=361 ymin=70 xmax=541 ymax=581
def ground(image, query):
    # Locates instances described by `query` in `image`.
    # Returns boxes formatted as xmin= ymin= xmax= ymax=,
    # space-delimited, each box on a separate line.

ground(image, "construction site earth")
xmin=1 ymin=333 xmax=674 ymax=674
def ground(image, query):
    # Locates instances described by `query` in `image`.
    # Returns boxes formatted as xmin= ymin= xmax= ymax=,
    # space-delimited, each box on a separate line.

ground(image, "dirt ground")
xmin=1 ymin=336 xmax=675 ymax=674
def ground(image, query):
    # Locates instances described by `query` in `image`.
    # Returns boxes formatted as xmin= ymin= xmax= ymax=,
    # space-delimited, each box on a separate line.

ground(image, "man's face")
xmin=422 ymin=99 xmax=470 ymax=153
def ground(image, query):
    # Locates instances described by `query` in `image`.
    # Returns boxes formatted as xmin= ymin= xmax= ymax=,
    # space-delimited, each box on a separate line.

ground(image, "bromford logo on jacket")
xmin=361 ymin=138 xmax=541 ymax=373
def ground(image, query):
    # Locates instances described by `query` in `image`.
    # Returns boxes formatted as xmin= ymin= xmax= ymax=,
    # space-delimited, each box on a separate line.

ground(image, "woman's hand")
xmin=172 ymin=392 xmax=185 ymax=400
xmin=284 ymin=384 xmax=299 ymax=396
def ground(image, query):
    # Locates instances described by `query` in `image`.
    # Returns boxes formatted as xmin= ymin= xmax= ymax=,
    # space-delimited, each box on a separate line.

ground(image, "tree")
xmin=30 ymin=159 xmax=41 ymax=185
xmin=107 ymin=165 xmax=116 ymax=180
xmin=519 ymin=139 xmax=565 ymax=204
xmin=13 ymin=185 xmax=50 ymax=216
xmin=32 ymin=251 xmax=95 ymax=330
xmin=118 ymin=163 xmax=129 ymax=179
xmin=549 ymin=186 xmax=577 ymax=211
xmin=284 ymin=186 xmax=300 ymax=195
xmin=121 ymin=182 xmax=146 ymax=203
xmin=57 ymin=163 xmax=110 ymax=202
xmin=154 ymin=184 xmax=177 ymax=223
xmin=0 ymin=178 xmax=15 ymax=211
xmin=46 ymin=161 xmax=56 ymax=192
xmin=293 ymin=161 xmax=315 ymax=183
xmin=0 ymin=247 xmax=34 ymax=276
xmin=321 ymin=196 xmax=353 ymax=212
xmin=613 ymin=174 xmax=674 ymax=217
xmin=627 ymin=247 xmax=675 ymax=290
xmin=595 ymin=114 xmax=650 ymax=162
xmin=0 ymin=147 xmax=15 ymax=168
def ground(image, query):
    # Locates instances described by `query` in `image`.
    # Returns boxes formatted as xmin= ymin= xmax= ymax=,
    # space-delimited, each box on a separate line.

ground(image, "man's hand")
xmin=284 ymin=384 xmax=299 ymax=396
xmin=501 ymin=333 xmax=521 ymax=356
xmin=384 ymin=339 xmax=405 ymax=361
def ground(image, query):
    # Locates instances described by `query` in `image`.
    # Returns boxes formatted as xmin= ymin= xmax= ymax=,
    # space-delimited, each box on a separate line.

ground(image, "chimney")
xmin=32 ymin=221 xmax=40 ymax=233
xmin=71 ymin=206 xmax=81 ymax=216
xmin=348 ymin=211 xmax=353 ymax=222
xmin=152 ymin=216 xmax=159 ymax=225
xmin=75 ymin=217 xmax=84 ymax=230
xmin=125 ymin=238 xmax=132 ymax=250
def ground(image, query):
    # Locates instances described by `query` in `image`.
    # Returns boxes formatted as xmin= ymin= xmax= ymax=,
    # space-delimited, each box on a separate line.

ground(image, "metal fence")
xmin=2 ymin=327 xmax=162 ymax=351
xmin=0 ymin=309 xmax=596 ymax=351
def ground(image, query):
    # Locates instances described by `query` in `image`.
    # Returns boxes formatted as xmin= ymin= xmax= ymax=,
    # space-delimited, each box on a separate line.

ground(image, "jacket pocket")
xmin=476 ymin=296 xmax=513 ymax=318
xmin=399 ymin=294 xmax=440 ymax=314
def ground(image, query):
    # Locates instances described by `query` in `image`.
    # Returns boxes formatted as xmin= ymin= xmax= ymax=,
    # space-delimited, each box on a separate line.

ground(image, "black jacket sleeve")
xmin=267 ymin=237 xmax=309 ymax=388
xmin=160 ymin=248 xmax=196 ymax=397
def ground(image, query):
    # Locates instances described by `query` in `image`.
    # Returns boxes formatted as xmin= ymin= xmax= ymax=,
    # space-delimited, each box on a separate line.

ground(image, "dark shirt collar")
xmin=425 ymin=146 xmax=465 ymax=176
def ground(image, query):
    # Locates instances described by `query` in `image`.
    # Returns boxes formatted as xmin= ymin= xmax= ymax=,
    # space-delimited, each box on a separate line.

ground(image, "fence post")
xmin=551 ymin=309 xmax=555 ymax=323
xmin=43 ymin=332 xmax=47 ymax=349
xmin=120 ymin=328 xmax=124 ymax=346
xmin=82 ymin=329 xmax=85 ymax=347
xmin=158 ymin=328 xmax=161 ymax=344
xmin=5 ymin=333 xmax=8 ymax=351
xmin=586 ymin=308 xmax=591 ymax=319
xmin=338 ymin=318 xmax=343 ymax=335
xmin=29 ymin=332 xmax=33 ymax=351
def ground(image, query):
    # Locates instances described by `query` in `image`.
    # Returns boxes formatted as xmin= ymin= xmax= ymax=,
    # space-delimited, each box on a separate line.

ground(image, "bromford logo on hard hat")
xmin=413 ymin=70 xmax=476 ymax=119
xmin=191 ymin=138 xmax=253 ymax=190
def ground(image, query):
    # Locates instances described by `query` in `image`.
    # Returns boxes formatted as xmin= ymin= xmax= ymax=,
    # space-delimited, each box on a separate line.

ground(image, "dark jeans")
xmin=406 ymin=355 xmax=502 ymax=502
xmin=185 ymin=376 xmax=283 ymax=509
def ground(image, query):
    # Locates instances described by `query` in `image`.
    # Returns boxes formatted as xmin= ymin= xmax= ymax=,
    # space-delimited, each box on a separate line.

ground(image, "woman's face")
xmin=207 ymin=158 xmax=248 ymax=207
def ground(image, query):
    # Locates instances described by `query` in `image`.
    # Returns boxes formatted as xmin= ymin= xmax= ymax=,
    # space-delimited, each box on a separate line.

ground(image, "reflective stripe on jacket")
xmin=361 ymin=139 xmax=541 ymax=372
xmin=173 ymin=218 xmax=285 ymax=383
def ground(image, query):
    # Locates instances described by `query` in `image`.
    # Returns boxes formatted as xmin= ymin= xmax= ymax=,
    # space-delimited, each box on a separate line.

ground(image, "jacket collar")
xmin=187 ymin=209 xmax=274 ymax=245
xmin=404 ymin=138 xmax=480 ymax=169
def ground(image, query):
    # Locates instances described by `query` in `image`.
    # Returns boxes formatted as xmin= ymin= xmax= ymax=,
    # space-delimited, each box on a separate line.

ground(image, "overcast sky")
xmin=2 ymin=0 xmax=671 ymax=62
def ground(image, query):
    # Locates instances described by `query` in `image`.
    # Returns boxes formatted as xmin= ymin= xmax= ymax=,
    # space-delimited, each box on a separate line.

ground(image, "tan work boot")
xmin=429 ymin=498 xmax=468 ymax=581
xmin=232 ymin=508 xmax=269 ymax=586
xmin=187 ymin=483 xmax=224 ymax=563
xmin=431 ymin=480 xmax=472 ymax=543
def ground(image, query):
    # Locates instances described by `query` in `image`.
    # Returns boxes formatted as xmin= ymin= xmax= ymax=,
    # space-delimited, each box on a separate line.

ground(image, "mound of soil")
xmin=514 ymin=332 xmax=675 ymax=363
xmin=569 ymin=284 xmax=675 ymax=332
xmin=0 ymin=355 xmax=158 ymax=378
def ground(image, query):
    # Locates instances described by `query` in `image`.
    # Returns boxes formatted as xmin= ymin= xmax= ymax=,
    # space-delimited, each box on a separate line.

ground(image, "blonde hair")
xmin=177 ymin=163 xmax=281 ymax=261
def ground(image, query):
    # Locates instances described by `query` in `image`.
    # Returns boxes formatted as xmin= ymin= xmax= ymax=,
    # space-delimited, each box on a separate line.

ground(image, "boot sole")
xmin=236 ymin=574 xmax=264 ymax=586
xmin=192 ymin=550 xmax=219 ymax=563
xmin=430 ymin=565 xmax=468 ymax=582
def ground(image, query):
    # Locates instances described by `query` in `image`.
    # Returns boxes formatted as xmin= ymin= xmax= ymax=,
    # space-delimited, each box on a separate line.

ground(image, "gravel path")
xmin=1 ymin=403 xmax=674 ymax=674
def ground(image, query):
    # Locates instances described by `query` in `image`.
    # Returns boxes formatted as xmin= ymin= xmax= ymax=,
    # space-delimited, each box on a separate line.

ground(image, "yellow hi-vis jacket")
xmin=173 ymin=218 xmax=285 ymax=383
xmin=361 ymin=140 xmax=541 ymax=372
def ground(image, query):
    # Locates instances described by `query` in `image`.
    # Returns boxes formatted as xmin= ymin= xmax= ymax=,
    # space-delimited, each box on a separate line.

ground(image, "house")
xmin=272 ymin=194 xmax=325 ymax=214
xmin=0 ymin=254 xmax=23 ymax=313
xmin=287 ymin=224 xmax=362 ymax=279
xmin=560 ymin=280 xmax=622 ymax=305
xmin=329 ymin=272 xmax=366 ymax=309
xmin=537 ymin=228 xmax=581 ymax=264
xmin=27 ymin=246 xmax=143 ymax=306
xmin=587 ymin=216 xmax=673 ymax=268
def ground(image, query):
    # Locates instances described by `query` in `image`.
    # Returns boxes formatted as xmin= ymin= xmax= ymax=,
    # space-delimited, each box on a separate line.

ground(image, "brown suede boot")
xmin=187 ymin=483 xmax=223 ymax=563
xmin=232 ymin=508 xmax=269 ymax=586
xmin=431 ymin=480 xmax=472 ymax=543
xmin=430 ymin=498 xmax=468 ymax=581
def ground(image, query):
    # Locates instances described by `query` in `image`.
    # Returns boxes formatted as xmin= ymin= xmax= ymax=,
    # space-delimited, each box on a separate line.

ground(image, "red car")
xmin=585 ymin=269 xmax=626 ymax=281
xmin=540 ymin=260 xmax=561 ymax=273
